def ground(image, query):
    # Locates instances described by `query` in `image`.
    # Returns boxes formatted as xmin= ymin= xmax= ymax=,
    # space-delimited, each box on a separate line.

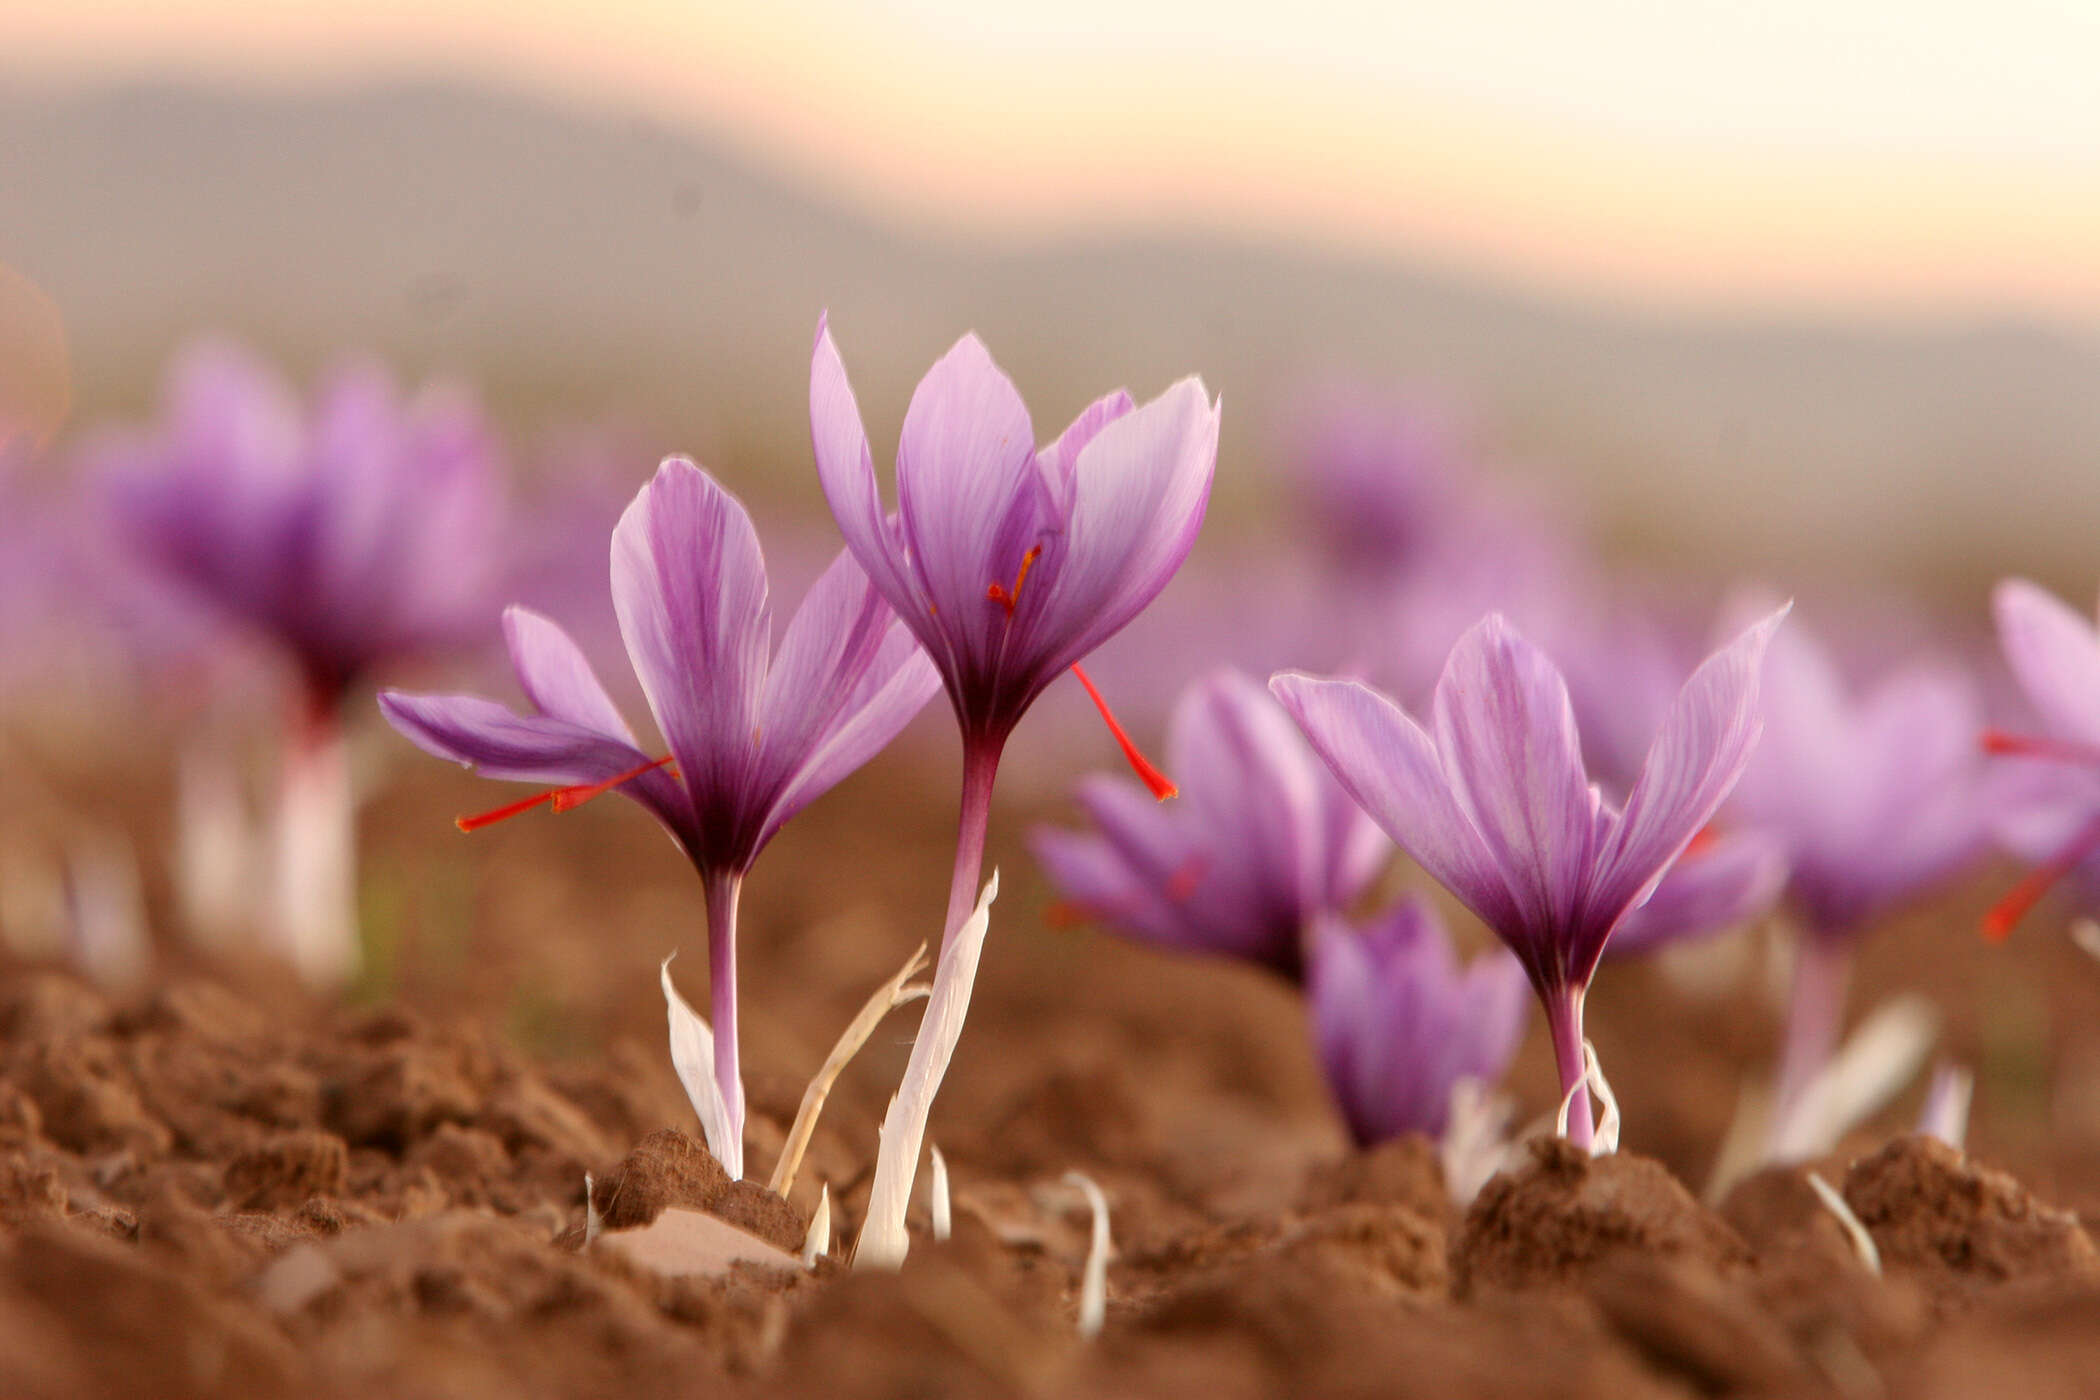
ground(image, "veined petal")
xmin=763 ymin=621 xmax=941 ymax=840
xmin=1588 ymin=605 xmax=1787 ymax=945
xmin=810 ymin=318 xmax=922 ymax=625
xmin=893 ymin=333 xmax=1038 ymax=632
xmin=1029 ymin=379 xmax=1220 ymax=676
xmin=1172 ymin=670 xmax=1328 ymax=930
xmin=379 ymin=691 xmax=692 ymax=838
xmin=760 ymin=548 xmax=902 ymax=768
xmin=1995 ymin=579 xmax=2100 ymax=749
xmin=1269 ymin=672 xmax=1527 ymax=949
xmin=502 ymin=605 xmax=636 ymax=743
xmin=1430 ymin=615 xmax=1600 ymax=937
xmin=611 ymin=459 xmax=771 ymax=816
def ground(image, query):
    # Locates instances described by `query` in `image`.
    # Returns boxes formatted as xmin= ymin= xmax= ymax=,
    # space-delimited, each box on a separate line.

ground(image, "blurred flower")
xmin=1560 ymin=596 xmax=1791 ymax=959
xmin=1607 ymin=827 xmax=1790 ymax=959
xmin=1713 ymin=601 xmax=1988 ymax=1128
xmin=1029 ymin=668 xmax=1387 ymax=978
xmin=1272 ymin=607 xmax=1784 ymax=1148
xmin=1284 ymin=385 xmax=1462 ymax=574
xmin=382 ymin=457 xmax=940 ymax=1175
xmin=1980 ymin=579 xmax=2100 ymax=935
xmin=93 ymin=339 xmax=507 ymax=699
xmin=1729 ymin=607 xmax=1989 ymax=940
xmin=1307 ymin=897 xmax=1528 ymax=1144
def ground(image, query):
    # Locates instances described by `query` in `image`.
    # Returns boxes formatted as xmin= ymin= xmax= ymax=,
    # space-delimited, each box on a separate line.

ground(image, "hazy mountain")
xmin=3 ymin=78 xmax=2096 ymax=591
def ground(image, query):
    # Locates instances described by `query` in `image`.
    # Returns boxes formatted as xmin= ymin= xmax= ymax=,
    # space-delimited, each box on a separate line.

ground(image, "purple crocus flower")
xmin=812 ymin=316 xmax=1220 ymax=939
xmin=1722 ymin=608 xmax=1989 ymax=1114
xmin=1271 ymin=608 xmax=1784 ymax=1148
xmin=1979 ymin=579 xmax=2100 ymax=937
xmin=381 ymin=458 xmax=940 ymax=1172
xmin=1028 ymin=668 xmax=1388 ymax=978
xmin=813 ymin=319 xmax=1216 ymax=1267
xmin=87 ymin=340 xmax=509 ymax=983
xmin=94 ymin=339 xmax=506 ymax=701
xmin=1308 ymin=897 xmax=1529 ymax=1143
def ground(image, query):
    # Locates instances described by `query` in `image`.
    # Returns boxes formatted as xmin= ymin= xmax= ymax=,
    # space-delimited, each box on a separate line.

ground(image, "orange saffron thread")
xmin=549 ymin=754 xmax=677 ymax=813
xmin=456 ymin=754 xmax=675 ymax=831
xmin=1070 ymin=663 xmax=1177 ymax=800
xmin=1983 ymin=814 xmax=2100 ymax=942
xmin=985 ymin=545 xmax=1043 ymax=617
xmin=1981 ymin=728 xmax=2100 ymax=765
xmin=456 ymin=791 xmax=558 ymax=833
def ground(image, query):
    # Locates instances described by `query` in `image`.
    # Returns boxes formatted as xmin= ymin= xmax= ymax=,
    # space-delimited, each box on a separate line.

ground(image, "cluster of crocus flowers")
xmin=90 ymin=340 xmax=509 ymax=983
xmin=1029 ymin=667 xmax=1388 ymax=978
xmin=1273 ymin=608 xmax=1786 ymax=1149
xmin=1980 ymin=580 xmax=2100 ymax=936
xmin=1722 ymin=609 xmax=1989 ymax=1128
xmin=812 ymin=317 xmax=1219 ymax=1263
xmin=382 ymin=458 xmax=940 ymax=1178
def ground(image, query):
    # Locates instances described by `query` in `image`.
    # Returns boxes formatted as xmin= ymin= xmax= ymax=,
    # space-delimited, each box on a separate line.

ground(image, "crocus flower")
xmin=1979 ymin=579 xmax=2100 ymax=935
xmin=1029 ymin=668 xmax=1388 ymax=978
xmin=89 ymin=339 xmax=509 ymax=984
xmin=95 ymin=339 xmax=506 ymax=699
xmin=812 ymin=316 xmax=1220 ymax=937
xmin=1724 ymin=608 xmax=1989 ymax=1115
xmin=813 ymin=318 xmax=1216 ymax=1266
xmin=381 ymin=458 xmax=940 ymax=1176
xmin=1272 ymin=607 xmax=1784 ymax=1148
xmin=1308 ymin=897 xmax=1529 ymax=1144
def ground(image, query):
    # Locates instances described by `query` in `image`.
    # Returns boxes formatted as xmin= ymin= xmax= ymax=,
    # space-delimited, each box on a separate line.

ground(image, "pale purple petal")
xmin=610 ymin=458 xmax=770 ymax=808
xmin=760 ymin=548 xmax=906 ymax=769
xmin=379 ymin=691 xmax=691 ymax=837
xmin=502 ymin=605 xmax=636 ymax=743
xmin=809 ymin=318 xmax=923 ymax=626
xmin=1309 ymin=900 xmax=1529 ymax=1143
xmin=893 ymin=333 xmax=1038 ymax=632
xmin=1995 ymin=579 xmax=2100 ymax=749
xmin=1586 ymin=605 xmax=1786 ymax=944
xmin=764 ymin=622 xmax=941 ymax=836
xmin=1029 ymin=378 xmax=1220 ymax=676
xmin=1270 ymin=671 xmax=1525 ymax=942
xmin=1430 ymin=615 xmax=1600 ymax=937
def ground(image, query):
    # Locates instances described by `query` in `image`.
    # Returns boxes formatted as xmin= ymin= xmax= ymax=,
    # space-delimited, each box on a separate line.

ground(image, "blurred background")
xmin=4 ymin=0 xmax=2098 ymax=590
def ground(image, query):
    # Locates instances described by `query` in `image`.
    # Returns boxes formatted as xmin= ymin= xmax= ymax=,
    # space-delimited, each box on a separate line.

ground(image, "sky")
xmin=4 ymin=0 xmax=2099 ymax=318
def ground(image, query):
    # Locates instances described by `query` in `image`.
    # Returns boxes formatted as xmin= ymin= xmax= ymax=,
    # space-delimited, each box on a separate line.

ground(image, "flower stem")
xmin=1774 ymin=933 xmax=1851 ymax=1121
xmin=702 ymin=869 xmax=747 ymax=1171
xmin=1544 ymin=983 xmax=1594 ymax=1151
xmin=942 ymin=735 xmax=1005 ymax=946
xmin=270 ymin=692 xmax=359 ymax=986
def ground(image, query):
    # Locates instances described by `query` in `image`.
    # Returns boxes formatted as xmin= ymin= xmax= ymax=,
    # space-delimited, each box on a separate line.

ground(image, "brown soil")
xmin=5 ymin=746 xmax=2100 ymax=1396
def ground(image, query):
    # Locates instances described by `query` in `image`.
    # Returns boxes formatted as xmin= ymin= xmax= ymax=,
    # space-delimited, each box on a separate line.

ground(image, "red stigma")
xmin=550 ymin=754 xmax=678 ymax=812
xmin=1683 ymin=824 xmax=1720 ymax=857
xmin=455 ymin=790 xmax=557 ymax=833
xmin=1070 ymin=663 xmax=1177 ymax=800
xmin=1981 ymin=729 xmax=2100 ymax=766
xmin=986 ymin=545 xmax=1043 ymax=618
xmin=455 ymin=754 xmax=676 ymax=832
xmin=1983 ymin=814 xmax=2100 ymax=942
